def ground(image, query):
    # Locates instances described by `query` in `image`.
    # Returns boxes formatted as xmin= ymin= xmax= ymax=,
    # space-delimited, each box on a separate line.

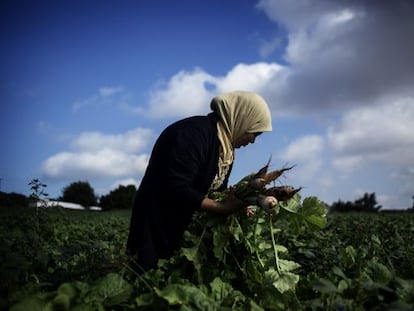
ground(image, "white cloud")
xmin=331 ymin=155 xmax=364 ymax=173
xmin=278 ymin=135 xmax=325 ymax=182
xmin=279 ymin=135 xmax=324 ymax=162
xmin=132 ymin=68 xmax=217 ymax=118
xmin=258 ymin=37 xmax=282 ymax=58
xmin=42 ymin=127 xmax=153 ymax=181
xmin=217 ymin=62 xmax=283 ymax=94
xmin=131 ymin=63 xmax=283 ymax=119
xmin=326 ymin=99 xmax=414 ymax=208
xmin=328 ymin=98 xmax=414 ymax=167
xmin=256 ymin=0 xmax=414 ymax=114
xmin=72 ymin=128 xmax=153 ymax=153
xmin=251 ymin=0 xmax=414 ymax=209
xmin=42 ymin=149 xmax=149 ymax=180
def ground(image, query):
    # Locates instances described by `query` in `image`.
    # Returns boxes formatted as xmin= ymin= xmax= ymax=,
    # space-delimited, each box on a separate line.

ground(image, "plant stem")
xmin=269 ymin=214 xmax=281 ymax=273
xmin=194 ymin=222 xmax=208 ymax=284
xmin=253 ymin=209 xmax=265 ymax=268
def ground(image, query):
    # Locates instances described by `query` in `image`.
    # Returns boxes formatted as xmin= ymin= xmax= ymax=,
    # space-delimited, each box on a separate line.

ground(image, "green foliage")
xmin=0 ymin=207 xmax=130 ymax=310
xmin=124 ymin=193 xmax=327 ymax=310
xmin=99 ymin=184 xmax=136 ymax=210
xmin=59 ymin=181 xmax=98 ymax=207
xmin=2 ymin=205 xmax=414 ymax=310
xmin=9 ymin=273 xmax=133 ymax=311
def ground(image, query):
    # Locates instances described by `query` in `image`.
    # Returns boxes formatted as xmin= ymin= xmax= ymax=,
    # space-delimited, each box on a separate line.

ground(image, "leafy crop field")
xmin=1 ymin=205 xmax=413 ymax=310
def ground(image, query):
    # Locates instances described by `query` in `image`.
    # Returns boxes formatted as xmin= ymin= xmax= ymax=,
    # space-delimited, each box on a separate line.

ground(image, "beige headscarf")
xmin=209 ymin=91 xmax=272 ymax=190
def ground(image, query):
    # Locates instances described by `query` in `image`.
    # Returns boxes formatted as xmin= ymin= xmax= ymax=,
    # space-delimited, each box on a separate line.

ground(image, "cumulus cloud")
xmin=326 ymin=98 xmax=414 ymax=207
xmin=247 ymin=0 xmax=414 ymax=208
xmin=133 ymin=0 xmax=414 ymax=120
xmin=278 ymin=135 xmax=325 ymax=182
xmin=130 ymin=69 xmax=216 ymax=118
xmin=280 ymin=135 xmax=324 ymax=162
xmin=42 ymin=127 xmax=153 ymax=181
xmin=132 ymin=63 xmax=283 ymax=118
xmin=256 ymin=0 xmax=414 ymax=113
xmin=328 ymin=98 xmax=414 ymax=170
xmin=42 ymin=149 xmax=148 ymax=179
xmin=72 ymin=128 xmax=153 ymax=153
xmin=216 ymin=62 xmax=284 ymax=94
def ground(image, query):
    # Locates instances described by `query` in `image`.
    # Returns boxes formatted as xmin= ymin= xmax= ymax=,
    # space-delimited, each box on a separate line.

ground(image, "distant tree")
xmin=330 ymin=192 xmax=381 ymax=213
xmin=99 ymin=184 xmax=136 ymax=211
xmin=354 ymin=192 xmax=382 ymax=212
xmin=0 ymin=191 xmax=29 ymax=208
xmin=59 ymin=181 xmax=98 ymax=207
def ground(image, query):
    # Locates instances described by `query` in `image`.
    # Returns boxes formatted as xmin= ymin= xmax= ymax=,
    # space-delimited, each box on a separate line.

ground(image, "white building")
xmin=30 ymin=200 xmax=102 ymax=211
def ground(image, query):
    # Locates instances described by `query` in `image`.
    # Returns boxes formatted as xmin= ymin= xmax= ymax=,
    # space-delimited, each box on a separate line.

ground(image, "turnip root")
xmin=257 ymin=194 xmax=278 ymax=210
xmin=263 ymin=165 xmax=295 ymax=183
xmin=209 ymin=159 xmax=301 ymax=219
xmin=265 ymin=186 xmax=302 ymax=201
xmin=248 ymin=177 xmax=266 ymax=190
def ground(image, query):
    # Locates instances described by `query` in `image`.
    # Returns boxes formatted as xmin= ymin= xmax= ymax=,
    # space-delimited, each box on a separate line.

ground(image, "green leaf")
xmin=264 ymin=268 xmax=299 ymax=293
xmin=332 ymin=266 xmax=347 ymax=279
xmin=278 ymin=259 xmax=301 ymax=272
xmin=279 ymin=195 xmax=301 ymax=214
xmin=10 ymin=296 xmax=47 ymax=311
xmin=275 ymin=244 xmax=288 ymax=254
xmin=245 ymin=259 xmax=264 ymax=284
xmin=340 ymin=245 xmax=356 ymax=265
xmin=155 ymin=284 xmax=217 ymax=310
xmin=366 ymin=260 xmax=393 ymax=284
xmin=212 ymin=229 xmax=226 ymax=260
xmin=91 ymin=273 xmax=133 ymax=306
xmin=57 ymin=283 xmax=78 ymax=300
xmin=274 ymin=272 xmax=300 ymax=293
xmin=248 ymin=300 xmax=266 ymax=311
xmin=135 ymin=293 xmax=155 ymax=307
xmin=181 ymin=246 xmax=198 ymax=263
xmin=52 ymin=293 xmax=71 ymax=310
xmin=299 ymin=197 xmax=327 ymax=230
xmin=312 ymin=278 xmax=338 ymax=294
xmin=229 ymin=217 xmax=243 ymax=242
xmin=337 ymin=280 xmax=348 ymax=293
xmin=209 ymin=277 xmax=234 ymax=302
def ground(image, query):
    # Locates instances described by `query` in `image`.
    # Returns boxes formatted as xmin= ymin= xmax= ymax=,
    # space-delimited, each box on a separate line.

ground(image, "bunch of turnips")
xmin=210 ymin=159 xmax=302 ymax=216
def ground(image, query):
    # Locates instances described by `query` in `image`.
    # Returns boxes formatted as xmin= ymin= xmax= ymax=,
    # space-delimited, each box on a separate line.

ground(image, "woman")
xmin=126 ymin=91 xmax=272 ymax=271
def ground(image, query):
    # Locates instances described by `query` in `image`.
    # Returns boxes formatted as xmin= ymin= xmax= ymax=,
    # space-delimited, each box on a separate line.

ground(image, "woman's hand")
xmin=201 ymin=192 xmax=244 ymax=215
xmin=220 ymin=192 xmax=245 ymax=214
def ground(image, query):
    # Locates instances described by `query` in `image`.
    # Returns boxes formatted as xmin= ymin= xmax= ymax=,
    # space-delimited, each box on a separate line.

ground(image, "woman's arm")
xmin=201 ymin=194 xmax=244 ymax=215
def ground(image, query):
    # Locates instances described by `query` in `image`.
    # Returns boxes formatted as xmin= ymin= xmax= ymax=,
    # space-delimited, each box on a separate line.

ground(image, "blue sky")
xmin=1 ymin=0 xmax=414 ymax=209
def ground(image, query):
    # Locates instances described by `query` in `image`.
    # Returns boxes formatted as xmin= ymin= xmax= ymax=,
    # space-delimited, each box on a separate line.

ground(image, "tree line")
xmin=0 ymin=180 xmax=137 ymax=211
xmin=1 ymin=180 xmax=413 ymax=212
xmin=58 ymin=181 xmax=137 ymax=210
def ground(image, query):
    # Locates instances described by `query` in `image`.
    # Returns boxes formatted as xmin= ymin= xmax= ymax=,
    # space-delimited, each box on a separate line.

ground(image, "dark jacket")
xmin=126 ymin=112 xmax=231 ymax=270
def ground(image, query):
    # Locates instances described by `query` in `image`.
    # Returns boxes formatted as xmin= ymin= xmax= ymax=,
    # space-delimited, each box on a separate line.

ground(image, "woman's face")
xmin=233 ymin=132 xmax=262 ymax=149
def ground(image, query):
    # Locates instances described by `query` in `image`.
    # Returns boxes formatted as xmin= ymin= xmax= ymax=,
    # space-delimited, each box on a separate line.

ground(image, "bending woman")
xmin=126 ymin=90 xmax=272 ymax=271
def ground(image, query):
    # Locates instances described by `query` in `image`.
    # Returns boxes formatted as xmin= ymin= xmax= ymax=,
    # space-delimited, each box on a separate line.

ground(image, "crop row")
xmin=1 ymin=206 xmax=413 ymax=310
